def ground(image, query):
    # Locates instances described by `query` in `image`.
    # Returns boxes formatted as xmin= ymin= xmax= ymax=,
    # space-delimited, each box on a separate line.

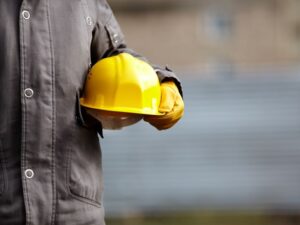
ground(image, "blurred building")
xmin=102 ymin=0 xmax=300 ymax=219
xmin=108 ymin=0 xmax=300 ymax=73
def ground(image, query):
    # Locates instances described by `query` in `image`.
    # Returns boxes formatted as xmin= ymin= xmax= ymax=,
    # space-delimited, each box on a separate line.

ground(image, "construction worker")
xmin=0 ymin=0 xmax=184 ymax=224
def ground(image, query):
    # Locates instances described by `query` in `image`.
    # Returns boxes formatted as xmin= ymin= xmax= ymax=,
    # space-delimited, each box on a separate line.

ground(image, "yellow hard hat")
xmin=80 ymin=53 xmax=162 ymax=116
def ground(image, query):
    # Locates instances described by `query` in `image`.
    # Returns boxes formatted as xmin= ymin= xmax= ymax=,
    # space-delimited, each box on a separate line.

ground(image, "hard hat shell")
xmin=80 ymin=53 xmax=162 ymax=116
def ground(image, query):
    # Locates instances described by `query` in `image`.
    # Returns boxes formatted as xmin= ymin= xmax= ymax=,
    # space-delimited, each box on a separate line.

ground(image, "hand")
xmin=144 ymin=81 xmax=184 ymax=130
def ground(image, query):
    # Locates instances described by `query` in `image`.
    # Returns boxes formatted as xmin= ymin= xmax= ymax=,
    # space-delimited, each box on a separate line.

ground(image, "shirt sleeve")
xmin=90 ymin=0 xmax=183 ymax=96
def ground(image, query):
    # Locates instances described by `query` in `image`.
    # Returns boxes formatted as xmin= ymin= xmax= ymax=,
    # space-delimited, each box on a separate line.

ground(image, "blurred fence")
xmin=101 ymin=66 xmax=300 ymax=217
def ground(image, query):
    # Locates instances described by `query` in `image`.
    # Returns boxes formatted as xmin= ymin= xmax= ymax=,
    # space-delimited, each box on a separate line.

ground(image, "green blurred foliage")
xmin=106 ymin=211 xmax=300 ymax=225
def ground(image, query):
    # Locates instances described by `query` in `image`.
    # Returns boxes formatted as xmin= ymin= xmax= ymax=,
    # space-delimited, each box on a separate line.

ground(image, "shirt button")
xmin=22 ymin=10 xmax=31 ymax=20
xmin=24 ymin=88 xmax=34 ymax=98
xmin=113 ymin=34 xmax=119 ymax=44
xmin=24 ymin=169 xmax=34 ymax=179
xmin=86 ymin=16 xmax=92 ymax=26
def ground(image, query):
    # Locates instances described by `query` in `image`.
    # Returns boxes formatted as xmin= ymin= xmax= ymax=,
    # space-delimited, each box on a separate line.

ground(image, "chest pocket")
xmin=0 ymin=139 xmax=7 ymax=196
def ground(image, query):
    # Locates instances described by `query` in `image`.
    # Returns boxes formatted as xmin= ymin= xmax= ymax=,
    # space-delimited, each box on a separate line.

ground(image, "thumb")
xmin=158 ymin=81 xmax=177 ymax=113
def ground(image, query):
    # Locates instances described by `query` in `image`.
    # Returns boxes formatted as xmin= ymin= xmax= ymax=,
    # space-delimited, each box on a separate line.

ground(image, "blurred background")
xmin=102 ymin=0 xmax=300 ymax=224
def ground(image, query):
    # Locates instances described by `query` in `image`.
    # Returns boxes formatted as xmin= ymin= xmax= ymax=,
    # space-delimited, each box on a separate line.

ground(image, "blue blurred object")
xmin=102 ymin=66 xmax=300 ymax=216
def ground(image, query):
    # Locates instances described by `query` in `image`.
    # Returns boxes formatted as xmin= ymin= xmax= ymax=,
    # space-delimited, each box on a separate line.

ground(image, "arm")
xmin=91 ymin=1 xmax=182 ymax=92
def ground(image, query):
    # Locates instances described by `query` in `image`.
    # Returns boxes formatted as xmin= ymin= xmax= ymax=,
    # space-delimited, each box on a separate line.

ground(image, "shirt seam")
xmin=46 ymin=0 xmax=57 ymax=224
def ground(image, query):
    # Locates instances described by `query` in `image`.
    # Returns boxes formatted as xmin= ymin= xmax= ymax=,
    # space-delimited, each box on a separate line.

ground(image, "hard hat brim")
xmin=80 ymin=98 xmax=164 ymax=116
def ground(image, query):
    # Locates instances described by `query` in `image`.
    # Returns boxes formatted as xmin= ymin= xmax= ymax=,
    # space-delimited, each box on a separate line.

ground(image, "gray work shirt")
xmin=0 ymin=0 xmax=181 ymax=224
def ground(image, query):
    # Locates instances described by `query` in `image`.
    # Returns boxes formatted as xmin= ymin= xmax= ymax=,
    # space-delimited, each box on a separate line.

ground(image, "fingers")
xmin=144 ymin=94 xmax=184 ymax=130
xmin=158 ymin=82 xmax=177 ymax=113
